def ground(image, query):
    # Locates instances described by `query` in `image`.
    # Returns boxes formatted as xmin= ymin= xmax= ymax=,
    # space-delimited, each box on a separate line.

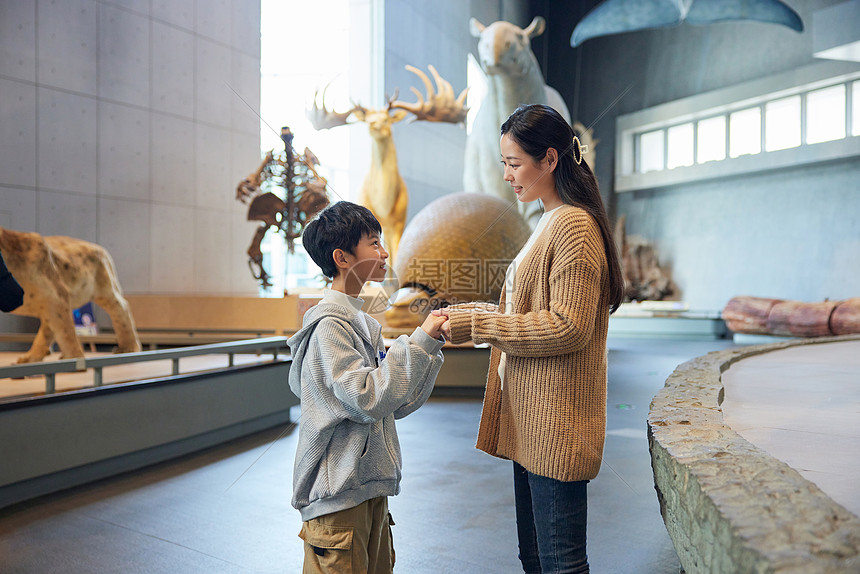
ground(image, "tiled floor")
xmin=0 ymin=338 xmax=736 ymax=573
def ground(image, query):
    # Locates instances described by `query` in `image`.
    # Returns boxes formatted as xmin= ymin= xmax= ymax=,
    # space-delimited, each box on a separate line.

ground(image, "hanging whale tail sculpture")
xmin=570 ymin=0 xmax=804 ymax=47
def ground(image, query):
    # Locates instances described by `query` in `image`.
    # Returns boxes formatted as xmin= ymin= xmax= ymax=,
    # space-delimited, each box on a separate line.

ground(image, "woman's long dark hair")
xmin=501 ymin=103 xmax=624 ymax=313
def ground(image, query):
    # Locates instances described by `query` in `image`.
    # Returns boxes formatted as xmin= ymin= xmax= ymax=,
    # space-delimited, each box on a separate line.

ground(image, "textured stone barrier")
xmin=648 ymin=336 xmax=860 ymax=573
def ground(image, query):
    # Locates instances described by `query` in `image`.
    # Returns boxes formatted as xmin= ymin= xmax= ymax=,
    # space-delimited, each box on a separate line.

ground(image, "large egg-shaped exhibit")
xmin=385 ymin=192 xmax=530 ymax=327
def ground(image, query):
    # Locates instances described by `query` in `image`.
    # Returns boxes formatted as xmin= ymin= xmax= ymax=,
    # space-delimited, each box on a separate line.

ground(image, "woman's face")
xmin=499 ymin=133 xmax=560 ymax=208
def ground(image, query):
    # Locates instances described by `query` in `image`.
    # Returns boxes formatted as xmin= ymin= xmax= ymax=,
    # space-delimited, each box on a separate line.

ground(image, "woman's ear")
xmin=546 ymin=147 xmax=559 ymax=172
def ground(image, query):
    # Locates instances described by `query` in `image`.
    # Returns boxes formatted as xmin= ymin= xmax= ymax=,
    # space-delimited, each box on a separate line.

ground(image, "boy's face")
xmin=341 ymin=233 xmax=389 ymax=284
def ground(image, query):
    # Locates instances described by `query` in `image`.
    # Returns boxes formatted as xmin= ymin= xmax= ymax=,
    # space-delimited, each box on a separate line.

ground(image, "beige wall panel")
xmin=195 ymin=39 xmax=232 ymax=128
xmin=151 ymin=114 xmax=195 ymax=205
xmin=37 ymin=0 xmax=97 ymax=95
xmin=197 ymin=0 xmax=231 ymax=42
xmin=98 ymin=4 xmax=150 ymax=108
xmin=152 ymin=0 xmax=193 ymax=30
xmin=231 ymin=0 xmax=261 ymax=57
xmin=98 ymin=102 xmax=150 ymax=201
xmin=98 ymin=197 xmax=151 ymax=293
xmin=37 ymin=190 xmax=97 ymax=242
xmin=195 ymin=124 xmax=233 ymax=211
xmin=0 ymin=187 xmax=36 ymax=231
xmin=37 ymin=88 xmax=97 ymax=195
xmin=150 ymin=203 xmax=196 ymax=292
xmin=232 ymin=133 xmax=262 ymax=189
xmin=230 ymin=210 xmax=262 ymax=296
xmin=0 ymin=1 xmax=36 ymax=82
xmin=193 ymin=209 xmax=235 ymax=294
xmin=0 ymin=80 xmax=36 ymax=188
xmin=112 ymin=0 xmax=150 ymax=15
xmin=151 ymin=22 xmax=194 ymax=117
xmin=230 ymin=50 xmax=262 ymax=135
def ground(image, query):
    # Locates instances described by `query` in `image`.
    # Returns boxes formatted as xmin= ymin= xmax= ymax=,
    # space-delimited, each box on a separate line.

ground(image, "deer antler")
xmin=306 ymin=84 xmax=362 ymax=130
xmin=384 ymin=89 xmax=400 ymax=111
xmin=390 ymin=65 xmax=469 ymax=124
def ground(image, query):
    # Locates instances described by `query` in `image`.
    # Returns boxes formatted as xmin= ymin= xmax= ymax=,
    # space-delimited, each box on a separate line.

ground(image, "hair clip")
xmin=572 ymin=135 xmax=584 ymax=165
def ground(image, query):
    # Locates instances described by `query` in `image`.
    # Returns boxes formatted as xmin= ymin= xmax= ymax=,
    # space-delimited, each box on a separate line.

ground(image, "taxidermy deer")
xmin=307 ymin=65 xmax=468 ymax=265
xmin=466 ymin=16 xmax=588 ymax=226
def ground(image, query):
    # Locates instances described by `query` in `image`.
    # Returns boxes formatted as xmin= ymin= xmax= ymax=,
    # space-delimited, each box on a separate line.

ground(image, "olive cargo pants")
xmin=299 ymin=496 xmax=395 ymax=574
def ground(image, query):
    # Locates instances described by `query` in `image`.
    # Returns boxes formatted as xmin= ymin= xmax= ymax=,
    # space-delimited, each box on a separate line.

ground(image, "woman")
xmin=0 ymin=250 xmax=24 ymax=312
xmin=438 ymin=104 xmax=623 ymax=573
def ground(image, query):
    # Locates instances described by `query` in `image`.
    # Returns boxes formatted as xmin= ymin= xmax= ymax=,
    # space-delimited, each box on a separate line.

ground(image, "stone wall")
xmin=648 ymin=337 xmax=860 ymax=573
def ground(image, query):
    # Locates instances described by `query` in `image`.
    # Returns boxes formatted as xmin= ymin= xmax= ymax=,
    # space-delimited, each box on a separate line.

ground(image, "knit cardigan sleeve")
xmin=447 ymin=210 xmax=604 ymax=357
xmin=446 ymin=301 xmax=499 ymax=313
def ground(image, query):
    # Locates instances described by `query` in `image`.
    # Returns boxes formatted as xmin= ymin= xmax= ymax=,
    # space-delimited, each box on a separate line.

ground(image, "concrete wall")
xmin=532 ymin=0 xmax=860 ymax=312
xmin=0 ymin=0 xmax=262 ymax=337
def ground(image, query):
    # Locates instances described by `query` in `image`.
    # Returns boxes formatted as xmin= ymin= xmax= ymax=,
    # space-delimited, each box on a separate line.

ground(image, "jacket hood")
xmin=287 ymin=301 xmax=380 ymax=396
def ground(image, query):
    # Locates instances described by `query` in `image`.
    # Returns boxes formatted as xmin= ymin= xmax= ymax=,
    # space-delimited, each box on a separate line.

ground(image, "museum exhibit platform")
xmin=648 ymin=335 xmax=860 ymax=573
xmin=608 ymin=302 xmax=728 ymax=340
xmin=0 ymin=338 xmax=296 ymax=510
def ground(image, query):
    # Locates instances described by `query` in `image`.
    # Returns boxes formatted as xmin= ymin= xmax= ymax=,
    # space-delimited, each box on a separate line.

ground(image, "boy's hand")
xmin=431 ymin=309 xmax=452 ymax=340
xmin=421 ymin=312 xmax=448 ymax=340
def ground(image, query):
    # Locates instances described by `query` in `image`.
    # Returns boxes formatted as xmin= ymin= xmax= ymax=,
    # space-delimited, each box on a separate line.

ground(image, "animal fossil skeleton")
xmin=235 ymin=127 xmax=329 ymax=288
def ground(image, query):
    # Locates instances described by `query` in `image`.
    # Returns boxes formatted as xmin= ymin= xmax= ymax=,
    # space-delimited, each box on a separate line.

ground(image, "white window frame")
xmin=615 ymin=61 xmax=860 ymax=193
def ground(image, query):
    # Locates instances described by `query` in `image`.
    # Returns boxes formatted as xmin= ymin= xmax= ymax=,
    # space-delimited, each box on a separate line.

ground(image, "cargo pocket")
xmin=299 ymin=521 xmax=354 ymax=573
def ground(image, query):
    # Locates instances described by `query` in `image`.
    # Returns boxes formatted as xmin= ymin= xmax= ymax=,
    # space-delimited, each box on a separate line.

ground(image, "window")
xmin=638 ymin=130 xmax=664 ymax=172
xmin=852 ymin=80 xmax=860 ymax=137
xmin=618 ymin=65 xmax=860 ymax=192
xmin=667 ymin=123 xmax=694 ymax=169
xmin=697 ymin=116 xmax=726 ymax=164
xmin=466 ymin=54 xmax=484 ymax=136
xmin=259 ymin=0 xmax=353 ymax=295
xmin=806 ymin=84 xmax=846 ymax=144
xmin=729 ymin=107 xmax=761 ymax=158
xmin=765 ymin=96 xmax=801 ymax=152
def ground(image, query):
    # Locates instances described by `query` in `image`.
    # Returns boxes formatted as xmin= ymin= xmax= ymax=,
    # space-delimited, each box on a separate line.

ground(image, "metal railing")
xmin=0 ymin=337 xmax=289 ymax=395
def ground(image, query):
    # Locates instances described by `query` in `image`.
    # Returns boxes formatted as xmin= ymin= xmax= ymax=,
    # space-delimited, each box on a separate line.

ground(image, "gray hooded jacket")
xmin=287 ymin=296 xmax=444 ymax=521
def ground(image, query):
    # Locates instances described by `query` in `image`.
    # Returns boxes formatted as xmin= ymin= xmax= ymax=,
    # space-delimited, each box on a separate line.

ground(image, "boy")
xmin=288 ymin=201 xmax=447 ymax=573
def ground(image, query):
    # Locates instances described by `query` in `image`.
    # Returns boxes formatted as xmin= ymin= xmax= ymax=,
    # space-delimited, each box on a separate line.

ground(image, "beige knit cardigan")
xmin=447 ymin=206 xmax=610 ymax=482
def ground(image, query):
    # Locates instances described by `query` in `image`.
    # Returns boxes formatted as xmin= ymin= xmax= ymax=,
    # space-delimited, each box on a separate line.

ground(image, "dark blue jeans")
xmin=513 ymin=462 xmax=589 ymax=574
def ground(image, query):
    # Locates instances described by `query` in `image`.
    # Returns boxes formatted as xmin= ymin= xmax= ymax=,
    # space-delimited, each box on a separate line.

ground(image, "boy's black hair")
xmin=302 ymin=201 xmax=383 ymax=278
